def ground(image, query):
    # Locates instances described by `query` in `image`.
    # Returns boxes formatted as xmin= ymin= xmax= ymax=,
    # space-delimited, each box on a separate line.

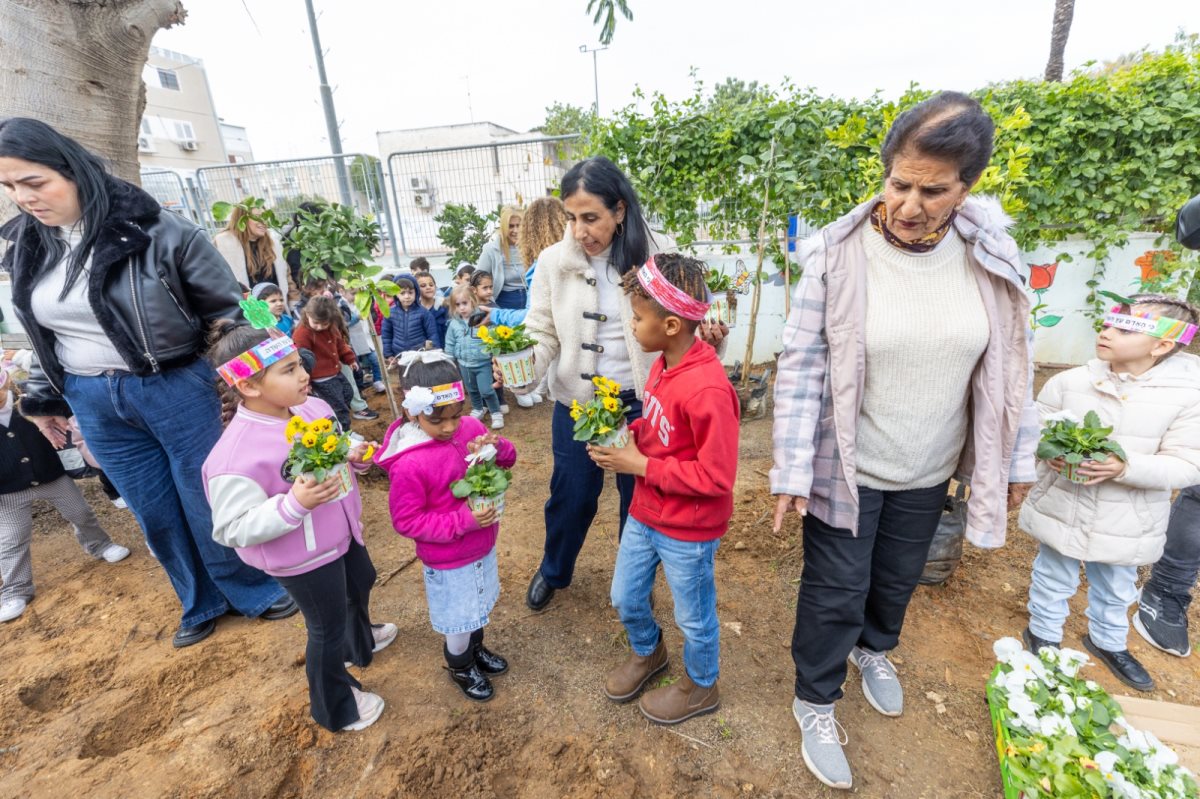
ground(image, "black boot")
xmin=1082 ymin=635 xmax=1155 ymax=693
xmin=470 ymin=628 xmax=508 ymax=676
xmin=444 ymin=644 xmax=494 ymax=702
xmin=1022 ymin=626 xmax=1059 ymax=655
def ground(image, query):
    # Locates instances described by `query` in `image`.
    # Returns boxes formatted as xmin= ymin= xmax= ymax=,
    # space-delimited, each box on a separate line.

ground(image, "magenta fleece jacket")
xmin=375 ymin=416 xmax=516 ymax=570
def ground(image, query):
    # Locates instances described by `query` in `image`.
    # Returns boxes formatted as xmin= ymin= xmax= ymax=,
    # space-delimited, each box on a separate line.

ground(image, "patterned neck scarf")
xmin=869 ymin=202 xmax=956 ymax=253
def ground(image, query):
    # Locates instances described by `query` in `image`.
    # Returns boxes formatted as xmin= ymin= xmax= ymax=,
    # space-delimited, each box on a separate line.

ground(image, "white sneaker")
xmin=111 ymin=497 xmax=128 ymax=509
xmin=491 ymin=413 xmax=505 ymax=430
xmin=499 ymin=403 xmax=511 ymax=414
xmin=372 ymin=381 xmax=386 ymax=393
xmin=516 ymin=394 xmax=535 ymax=408
xmin=469 ymin=409 xmax=486 ymax=419
xmin=371 ymin=622 xmax=398 ymax=653
xmin=340 ymin=687 xmax=385 ymax=731
xmin=530 ymin=392 xmax=544 ymax=404
xmin=0 ymin=598 xmax=28 ymax=623
xmin=101 ymin=543 xmax=131 ymax=563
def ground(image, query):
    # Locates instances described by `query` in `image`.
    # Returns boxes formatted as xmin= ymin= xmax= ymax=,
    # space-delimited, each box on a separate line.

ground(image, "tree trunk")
xmin=0 ymin=0 xmax=187 ymax=182
xmin=1043 ymin=0 xmax=1076 ymax=82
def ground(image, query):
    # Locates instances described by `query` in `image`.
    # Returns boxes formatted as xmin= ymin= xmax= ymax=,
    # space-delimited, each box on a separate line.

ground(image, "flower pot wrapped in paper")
xmin=985 ymin=636 xmax=1198 ymax=799
xmin=704 ymin=265 xmax=749 ymax=327
xmin=284 ymin=415 xmax=359 ymax=502
xmin=478 ymin=323 xmax=537 ymax=387
xmin=449 ymin=443 xmax=512 ymax=520
xmin=1036 ymin=410 xmax=1127 ymax=486
xmin=572 ymin=376 xmax=631 ymax=447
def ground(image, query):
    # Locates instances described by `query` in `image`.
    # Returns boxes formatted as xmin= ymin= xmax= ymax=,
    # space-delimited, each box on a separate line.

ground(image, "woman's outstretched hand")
xmin=772 ymin=495 xmax=808 ymax=533
xmin=699 ymin=320 xmax=728 ymax=347
xmin=26 ymin=414 xmax=70 ymax=449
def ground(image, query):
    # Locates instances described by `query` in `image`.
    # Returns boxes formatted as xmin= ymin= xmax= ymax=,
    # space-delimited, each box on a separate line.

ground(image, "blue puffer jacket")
xmin=381 ymin=302 xmax=438 ymax=358
xmin=445 ymin=317 xmax=490 ymax=367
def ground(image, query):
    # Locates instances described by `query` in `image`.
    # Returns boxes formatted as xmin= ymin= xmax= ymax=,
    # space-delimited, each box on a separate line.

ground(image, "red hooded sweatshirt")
xmin=628 ymin=338 xmax=740 ymax=542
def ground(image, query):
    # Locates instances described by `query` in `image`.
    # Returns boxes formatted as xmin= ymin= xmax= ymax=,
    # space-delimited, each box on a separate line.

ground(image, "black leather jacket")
xmin=1 ymin=177 xmax=241 ymax=417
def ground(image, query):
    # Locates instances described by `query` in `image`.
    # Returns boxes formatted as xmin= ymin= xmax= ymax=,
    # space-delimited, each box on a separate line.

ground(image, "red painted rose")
xmin=1028 ymin=263 xmax=1058 ymax=291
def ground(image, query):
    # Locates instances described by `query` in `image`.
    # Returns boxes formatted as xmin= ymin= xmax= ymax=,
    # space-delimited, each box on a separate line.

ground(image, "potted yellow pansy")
xmin=283 ymin=415 xmax=364 ymax=501
xmin=478 ymin=322 xmax=538 ymax=387
xmin=572 ymin=375 xmax=631 ymax=448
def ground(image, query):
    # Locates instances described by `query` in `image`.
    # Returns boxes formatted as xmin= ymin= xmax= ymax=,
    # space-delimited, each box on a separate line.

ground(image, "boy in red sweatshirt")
xmin=589 ymin=253 xmax=740 ymax=725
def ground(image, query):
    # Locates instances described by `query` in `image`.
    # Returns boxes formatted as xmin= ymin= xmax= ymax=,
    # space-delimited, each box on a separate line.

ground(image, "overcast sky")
xmin=153 ymin=0 xmax=1196 ymax=161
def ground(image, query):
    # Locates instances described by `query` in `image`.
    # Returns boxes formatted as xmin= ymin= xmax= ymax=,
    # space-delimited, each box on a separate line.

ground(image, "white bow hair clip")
xmin=401 ymin=385 xmax=436 ymax=417
xmin=466 ymin=443 xmax=498 ymax=466
xmin=398 ymin=348 xmax=456 ymax=375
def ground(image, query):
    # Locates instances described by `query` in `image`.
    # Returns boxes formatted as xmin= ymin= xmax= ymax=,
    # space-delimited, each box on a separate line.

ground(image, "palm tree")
xmin=1044 ymin=0 xmax=1076 ymax=82
xmin=586 ymin=0 xmax=633 ymax=46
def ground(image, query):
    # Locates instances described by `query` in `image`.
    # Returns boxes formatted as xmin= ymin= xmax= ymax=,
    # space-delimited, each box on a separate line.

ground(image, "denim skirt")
xmin=422 ymin=547 xmax=500 ymax=634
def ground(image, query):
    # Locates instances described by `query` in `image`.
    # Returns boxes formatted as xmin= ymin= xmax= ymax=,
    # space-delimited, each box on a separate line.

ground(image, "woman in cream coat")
xmin=212 ymin=205 xmax=288 ymax=299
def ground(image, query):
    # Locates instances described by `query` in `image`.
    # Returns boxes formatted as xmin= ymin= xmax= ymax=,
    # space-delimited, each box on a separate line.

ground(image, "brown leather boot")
xmin=604 ymin=638 xmax=669 ymax=703
xmin=638 ymin=674 xmax=720 ymax=725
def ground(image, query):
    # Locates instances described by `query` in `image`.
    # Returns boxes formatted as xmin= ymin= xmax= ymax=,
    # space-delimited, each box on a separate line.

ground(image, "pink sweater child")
xmin=375 ymin=415 xmax=516 ymax=569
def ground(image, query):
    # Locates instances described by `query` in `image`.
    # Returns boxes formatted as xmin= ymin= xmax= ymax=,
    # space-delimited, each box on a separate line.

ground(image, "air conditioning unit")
xmin=409 ymin=176 xmax=429 ymax=191
xmin=137 ymin=136 xmax=155 ymax=153
xmin=178 ymin=139 xmax=200 ymax=152
xmin=413 ymin=192 xmax=431 ymax=208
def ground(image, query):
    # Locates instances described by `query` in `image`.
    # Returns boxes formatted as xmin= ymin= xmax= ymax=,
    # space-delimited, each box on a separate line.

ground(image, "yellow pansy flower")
xmin=569 ymin=399 xmax=584 ymax=421
xmin=311 ymin=418 xmax=333 ymax=433
xmin=603 ymin=396 xmax=619 ymax=412
xmin=597 ymin=425 xmax=612 ymax=436
xmin=284 ymin=416 xmax=306 ymax=441
xmin=496 ymin=325 xmax=513 ymax=340
xmin=592 ymin=376 xmax=604 ymax=388
xmin=322 ymin=433 xmax=339 ymax=453
xmin=363 ymin=444 xmax=376 ymax=461
xmin=606 ymin=378 xmax=621 ymax=395
xmin=301 ymin=431 xmax=318 ymax=448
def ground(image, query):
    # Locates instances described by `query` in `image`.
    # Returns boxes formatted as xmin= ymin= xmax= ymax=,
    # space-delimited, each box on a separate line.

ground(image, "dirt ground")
xmin=2 ymin=368 xmax=1199 ymax=799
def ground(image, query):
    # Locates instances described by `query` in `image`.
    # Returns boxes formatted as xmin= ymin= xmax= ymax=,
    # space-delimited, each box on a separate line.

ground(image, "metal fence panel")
xmin=194 ymin=154 xmax=400 ymax=266
xmin=139 ymin=170 xmax=203 ymax=225
xmin=385 ymin=135 xmax=582 ymax=255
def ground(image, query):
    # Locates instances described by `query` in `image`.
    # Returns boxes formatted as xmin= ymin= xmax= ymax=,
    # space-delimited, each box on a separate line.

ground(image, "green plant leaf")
xmin=1038 ymin=314 xmax=1063 ymax=327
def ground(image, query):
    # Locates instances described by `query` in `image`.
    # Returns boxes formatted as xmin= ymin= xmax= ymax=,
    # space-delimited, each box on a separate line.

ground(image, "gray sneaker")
xmin=848 ymin=646 xmax=903 ymax=717
xmin=1134 ymin=586 xmax=1192 ymax=658
xmin=793 ymin=698 xmax=852 ymax=790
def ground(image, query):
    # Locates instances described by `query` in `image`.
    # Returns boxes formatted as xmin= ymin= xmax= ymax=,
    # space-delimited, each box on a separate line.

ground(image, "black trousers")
xmin=791 ymin=480 xmax=950 ymax=705
xmin=310 ymin=374 xmax=354 ymax=429
xmin=276 ymin=540 xmax=377 ymax=731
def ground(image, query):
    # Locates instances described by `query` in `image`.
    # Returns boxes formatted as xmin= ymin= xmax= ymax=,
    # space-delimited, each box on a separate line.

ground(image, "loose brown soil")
xmin=2 ymin=370 xmax=1198 ymax=798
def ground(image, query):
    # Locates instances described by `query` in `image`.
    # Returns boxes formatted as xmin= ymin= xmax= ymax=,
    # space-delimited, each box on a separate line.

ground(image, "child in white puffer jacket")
xmin=1019 ymin=294 xmax=1200 ymax=693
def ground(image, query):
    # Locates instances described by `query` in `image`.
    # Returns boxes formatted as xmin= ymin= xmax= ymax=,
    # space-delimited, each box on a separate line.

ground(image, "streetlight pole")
xmin=579 ymin=44 xmax=608 ymax=116
xmin=304 ymin=0 xmax=352 ymax=206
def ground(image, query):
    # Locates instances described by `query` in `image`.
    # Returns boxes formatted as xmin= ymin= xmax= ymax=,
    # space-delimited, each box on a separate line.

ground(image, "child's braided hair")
xmin=621 ymin=253 xmax=709 ymax=330
xmin=1130 ymin=293 xmax=1200 ymax=361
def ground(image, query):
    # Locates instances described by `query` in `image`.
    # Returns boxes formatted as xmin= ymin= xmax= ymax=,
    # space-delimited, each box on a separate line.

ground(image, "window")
xmin=156 ymin=68 xmax=180 ymax=91
xmin=140 ymin=117 xmax=152 ymax=136
xmin=170 ymin=120 xmax=195 ymax=141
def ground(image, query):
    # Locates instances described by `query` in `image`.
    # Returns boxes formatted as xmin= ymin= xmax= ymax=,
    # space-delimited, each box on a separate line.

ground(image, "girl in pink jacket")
xmin=376 ymin=350 xmax=516 ymax=702
xmin=202 ymin=320 xmax=394 ymax=733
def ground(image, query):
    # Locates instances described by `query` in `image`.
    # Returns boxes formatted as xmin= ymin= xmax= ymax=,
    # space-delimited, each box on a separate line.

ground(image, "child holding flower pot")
xmin=376 ymin=349 xmax=516 ymax=703
xmin=1019 ymin=293 xmax=1200 ymax=692
xmin=588 ymin=253 xmax=740 ymax=725
xmin=202 ymin=320 xmax=393 ymax=733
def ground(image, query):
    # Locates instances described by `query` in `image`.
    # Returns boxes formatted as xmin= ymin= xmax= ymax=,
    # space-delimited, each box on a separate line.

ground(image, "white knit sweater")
xmin=855 ymin=226 xmax=989 ymax=490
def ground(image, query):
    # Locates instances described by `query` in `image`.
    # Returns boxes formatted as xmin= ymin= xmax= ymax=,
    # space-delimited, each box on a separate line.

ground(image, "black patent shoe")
xmin=473 ymin=643 xmax=509 ymax=675
xmin=447 ymin=661 xmax=495 ymax=702
xmin=261 ymin=594 xmax=299 ymax=621
xmin=1022 ymin=626 xmax=1059 ymax=655
xmin=172 ymin=618 xmax=217 ymax=648
xmin=525 ymin=570 xmax=556 ymax=612
xmin=1082 ymin=634 xmax=1155 ymax=693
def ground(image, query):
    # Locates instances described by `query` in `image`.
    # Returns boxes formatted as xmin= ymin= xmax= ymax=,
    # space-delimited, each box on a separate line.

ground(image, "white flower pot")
xmin=706 ymin=294 xmax=737 ymax=327
xmin=468 ymin=491 xmax=506 ymax=519
xmin=1062 ymin=459 xmax=1092 ymax=485
xmin=594 ymin=424 xmax=630 ymax=449
xmin=302 ymin=461 xmax=353 ymax=503
xmin=495 ymin=348 xmax=536 ymax=387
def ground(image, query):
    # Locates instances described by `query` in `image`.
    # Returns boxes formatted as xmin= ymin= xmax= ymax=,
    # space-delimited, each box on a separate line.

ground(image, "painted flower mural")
xmin=1028 ymin=263 xmax=1062 ymax=328
xmin=1134 ymin=249 xmax=1179 ymax=287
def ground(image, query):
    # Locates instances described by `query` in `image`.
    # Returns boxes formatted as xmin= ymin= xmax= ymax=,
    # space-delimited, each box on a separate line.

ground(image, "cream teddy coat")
xmin=1019 ymin=354 xmax=1200 ymax=566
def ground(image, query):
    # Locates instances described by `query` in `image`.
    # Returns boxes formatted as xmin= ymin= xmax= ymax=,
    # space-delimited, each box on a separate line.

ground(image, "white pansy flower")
xmin=1044 ymin=410 xmax=1084 ymax=424
xmin=1007 ymin=692 xmax=1040 ymax=729
xmin=1010 ymin=650 xmax=1048 ymax=683
xmin=1057 ymin=691 xmax=1076 ymax=713
xmin=1075 ymin=695 xmax=1092 ymax=710
xmin=1086 ymin=680 xmax=1101 ymax=692
xmin=1038 ymin=711 xmax=1073 ymax=738
xmin=1057 ymin=647 xmax=1089 ymax=677
xmin=1121 ymin=728 xmax=1152 ymax=753
xmin=993 ymin=637 xmax=1023 ymax=663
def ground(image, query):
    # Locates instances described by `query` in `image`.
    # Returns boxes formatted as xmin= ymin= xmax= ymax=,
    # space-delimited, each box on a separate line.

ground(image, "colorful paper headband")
xmin=401 ymin=382 xmax=466 ymax=416
xmin=217 ymin=334 xmax=297 ymax=386
xmin=636 ymin=256 xmax=711 ymax=321
xmin=1098 ymin=291 xmax=1197 ymax=345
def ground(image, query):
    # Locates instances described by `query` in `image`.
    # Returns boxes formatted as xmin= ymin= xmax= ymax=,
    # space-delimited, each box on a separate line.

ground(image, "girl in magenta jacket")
xmin=202 ymin=321 xmax=394 ymax=733
xmin=375 ymin=350 xmax=516 ymax=703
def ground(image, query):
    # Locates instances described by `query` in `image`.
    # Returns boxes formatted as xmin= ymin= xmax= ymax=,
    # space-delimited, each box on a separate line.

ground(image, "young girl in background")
xmin=1 ymin=368 xmax=129 ymax=623
xmin=376 ymin=350 xmax=515 ymax=701
xmin=416 ymin=272 xmax=448 ymax=348
xmin=444 ymin=285 xmax=504 ymax=429
xmin=203 ymin=321 xmax=394 ymax=732
xmin=1020 ymin=294 xmax=1200 ymax=692
xmin=470 ymin=270 xmax=495 ymax=309
xmin=292 ymin=295 xmax=359 ymax=429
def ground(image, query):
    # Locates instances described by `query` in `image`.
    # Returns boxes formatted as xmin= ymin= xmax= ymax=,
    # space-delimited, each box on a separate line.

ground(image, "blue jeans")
xmin=1145 ymin=484 xmax=1200 ymax=601
xmin=460 ymin=362 xmax=501 ymax=415
xmin=358 ymin=351 xmax=383 ymax=384
xmin=64 ymin=360 xmax=286 ymax=627
xmin=495 ymin=288 xmax=527 ymax=310
xmin=1028 ymin=544 xmax=1139 ymax=651
xmin=611 ymin=517 xmax=720 ymax=686
xmin=540 ymin=393 xmax=642 ymax=588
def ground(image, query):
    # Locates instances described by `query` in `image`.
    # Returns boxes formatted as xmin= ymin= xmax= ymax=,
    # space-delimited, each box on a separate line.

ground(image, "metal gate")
xmin=194 ymin=153 xmax=400 ymax=267
xmin=140 ymin=170 xmax=203 ymax=225
xmin=385 ymin=135 xmax=582 ymax=255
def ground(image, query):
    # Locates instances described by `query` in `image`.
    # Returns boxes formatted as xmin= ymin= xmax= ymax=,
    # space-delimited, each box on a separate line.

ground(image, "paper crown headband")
xmin=216 ymin=298 xmax=298 ymax=386
xmin=401 ymin=382 xmax=466 ymax=416
xmin=636 ymin=255 xmax=711 ymax=321
xmin=1098 ymin=291 xmax=1198 ymax=346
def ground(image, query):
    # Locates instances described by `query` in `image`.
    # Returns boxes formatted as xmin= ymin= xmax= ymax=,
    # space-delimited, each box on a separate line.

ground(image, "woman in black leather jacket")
xmin=0 ymin=118 xmax=296 ymax=648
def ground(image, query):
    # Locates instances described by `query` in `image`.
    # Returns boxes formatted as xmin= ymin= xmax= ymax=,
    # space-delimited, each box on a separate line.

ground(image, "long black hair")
xmin=560 ymin=156 xmax=651 ymax=275
xmin=0 ymin=117 xmax=112 ymax=297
